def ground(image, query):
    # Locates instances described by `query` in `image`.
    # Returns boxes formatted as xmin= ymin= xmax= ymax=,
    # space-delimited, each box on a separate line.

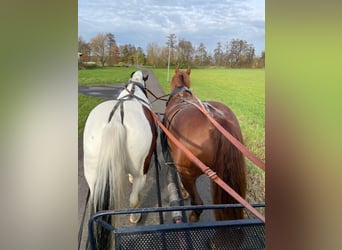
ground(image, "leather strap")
xmin=187 ymin=95 xmax=266 ymax=171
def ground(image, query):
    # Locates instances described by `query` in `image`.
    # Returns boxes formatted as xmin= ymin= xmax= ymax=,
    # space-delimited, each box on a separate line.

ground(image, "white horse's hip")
xmin=120 ymin=101 xmax=153 ymax=175
xmin=83 ymin=101 xmax=116 ymax=195
xmin=83 ymin=100 xmax=153 ymax=195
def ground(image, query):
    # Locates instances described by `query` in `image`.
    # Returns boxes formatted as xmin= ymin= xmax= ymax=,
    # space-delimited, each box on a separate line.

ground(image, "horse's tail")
xmin=92 ymin=120 xmax=127 ymax=249
xmin=212 ymin=120 xmax=247 ymax=221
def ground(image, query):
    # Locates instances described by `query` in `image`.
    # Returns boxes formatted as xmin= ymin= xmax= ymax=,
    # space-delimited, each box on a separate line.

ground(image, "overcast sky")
xmin=78 ymin=0 xmax=264 ymax=56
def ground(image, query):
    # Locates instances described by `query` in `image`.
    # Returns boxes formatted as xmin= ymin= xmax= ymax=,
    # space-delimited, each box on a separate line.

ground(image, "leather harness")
xmin=108 ymin=81 xmax=150 ymax=124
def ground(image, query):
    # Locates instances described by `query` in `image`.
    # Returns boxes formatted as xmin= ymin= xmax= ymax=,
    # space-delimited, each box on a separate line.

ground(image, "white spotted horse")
xmin=83 ymin=70 xmax=157 ymax=249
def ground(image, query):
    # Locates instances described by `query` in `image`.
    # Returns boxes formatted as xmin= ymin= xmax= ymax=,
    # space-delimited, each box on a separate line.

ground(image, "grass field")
xmin=78 ymin=66 xmax=137 ymax=134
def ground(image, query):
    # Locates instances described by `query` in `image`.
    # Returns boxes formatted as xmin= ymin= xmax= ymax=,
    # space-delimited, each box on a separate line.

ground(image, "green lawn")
xmin=78 ymin=66 xmax=137 ymax=85
xmin=78 ymin=66 xmax=137 ymax=134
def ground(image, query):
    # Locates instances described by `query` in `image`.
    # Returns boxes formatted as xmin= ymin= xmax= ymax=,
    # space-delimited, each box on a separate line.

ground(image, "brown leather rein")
xmin=187 ymin=94 xmax=266 ymax=171
xmin=145 ymin=88 xmax=170 ymax=103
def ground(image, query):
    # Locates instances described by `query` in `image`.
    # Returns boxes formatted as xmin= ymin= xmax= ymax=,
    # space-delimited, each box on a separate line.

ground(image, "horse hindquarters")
xmin=92 ymin=121 xmax=127 ymax=249
xmin=212 ymin=127 xmax=247 ymax=221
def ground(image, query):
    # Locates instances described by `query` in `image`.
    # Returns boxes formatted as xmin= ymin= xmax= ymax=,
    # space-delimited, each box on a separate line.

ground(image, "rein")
xmin=78 ymin=189 xmax=90 ymax=250
xmin=165 ymin=86 xmax=265 ymax=171
xmin=185 ymin=95 xmax=266 ymax=171
xmin=145 ymin=88 xmax=169 ymax=103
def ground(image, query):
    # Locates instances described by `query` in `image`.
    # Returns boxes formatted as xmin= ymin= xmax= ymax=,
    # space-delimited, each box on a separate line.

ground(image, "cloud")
xmin=78 ymin=0 xmax=264 ymax=54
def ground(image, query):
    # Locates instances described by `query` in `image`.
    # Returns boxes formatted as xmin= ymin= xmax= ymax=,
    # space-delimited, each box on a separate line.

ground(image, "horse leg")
xmin=129 ymin=174 xmax=146 ymax=223
xmin=177 ymin=173 xmax=190 ymax=199
xmin=180 ymin=175 xmax=203 ymax=222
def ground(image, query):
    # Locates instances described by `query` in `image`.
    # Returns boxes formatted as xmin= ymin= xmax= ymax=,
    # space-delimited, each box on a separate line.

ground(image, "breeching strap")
xmin=149 ymin=110 xmax=265 ymax=223
xmin=189 ymin=94 xmax=265 ymax=171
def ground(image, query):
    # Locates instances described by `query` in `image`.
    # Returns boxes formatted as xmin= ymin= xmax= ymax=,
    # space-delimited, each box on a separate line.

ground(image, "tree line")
xmin=78 ymin=33 xmax=264 ymax=68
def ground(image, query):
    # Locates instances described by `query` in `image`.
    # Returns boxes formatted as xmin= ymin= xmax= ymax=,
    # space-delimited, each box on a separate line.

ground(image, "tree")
xmin=146 ymin=43 xmax=168 ymax=67
xmin=254 ymin=51 xmax=265 ymax=68
xmin=226 ymin=39 xmax=255 ymax=68
xmin=243 ymin=44 xmax=255 ymax=67
xmin=166 ymin=33 xmax=177 ymax=65
xmin=82 ymin=32 xmax=262 ymax=68
xmin=90 ymin=33 xmax=107 ymax=66
xmin=260 ymin=51 xmax=265 ymax=68
xmin=135 ymin=47 xmax=145 ymax=65
xmin=146 ymin=43 xmax=159 ymax=67
xmin=118 ymin=44 xmax=144 ymax=65
xmin=119 ymin=45 xmax=130 ymax=64
xmin=78 ymin=36 xmax=91 ymax=62
xmin=106 ymin=33 xmax=119 ymax=66
xmin=213 ymin=42 xmax=224 ymax=66
xmin=194 ymin=43 xmax=208 ymax=66
xmin=177 ymin=39 xmax=194 ymax=68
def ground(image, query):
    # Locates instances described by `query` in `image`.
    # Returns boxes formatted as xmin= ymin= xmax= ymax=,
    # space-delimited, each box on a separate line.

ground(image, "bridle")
xmin=166 ymin=86 xmax=192 ymax=106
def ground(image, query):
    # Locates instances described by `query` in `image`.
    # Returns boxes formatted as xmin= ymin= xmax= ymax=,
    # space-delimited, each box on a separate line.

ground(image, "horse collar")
xmin=166 ymin=86 xmax=192 ymax=106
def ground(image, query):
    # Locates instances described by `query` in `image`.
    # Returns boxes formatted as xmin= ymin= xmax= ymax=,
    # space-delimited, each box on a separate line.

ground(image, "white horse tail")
xmin=93 ymin=119 xmax=127 ymax=249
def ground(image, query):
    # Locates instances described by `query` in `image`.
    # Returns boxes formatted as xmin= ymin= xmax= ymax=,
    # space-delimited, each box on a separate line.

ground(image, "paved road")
xmin=78 ymin=69 xmax=213 ymax=249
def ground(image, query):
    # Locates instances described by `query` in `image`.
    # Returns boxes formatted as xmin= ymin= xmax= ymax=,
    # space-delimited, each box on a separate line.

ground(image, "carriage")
xmin=80 ymin=68 xmax=265 ymax=249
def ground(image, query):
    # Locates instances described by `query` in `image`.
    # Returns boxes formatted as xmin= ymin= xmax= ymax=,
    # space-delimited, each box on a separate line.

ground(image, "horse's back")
xmin=166 ymin=100 xmax=243 ymax=172
xmin=166 ymin=101 xmax=218 ymax=170
xmin=206 ymin=101 xmax=243 ymax=140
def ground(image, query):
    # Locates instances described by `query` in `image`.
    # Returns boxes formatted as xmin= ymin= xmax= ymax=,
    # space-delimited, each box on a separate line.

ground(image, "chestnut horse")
xmin=163 ymin=66 xmax=247 ymax=222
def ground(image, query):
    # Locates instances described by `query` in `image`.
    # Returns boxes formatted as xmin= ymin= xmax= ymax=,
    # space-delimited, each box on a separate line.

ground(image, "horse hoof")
xmin=130 ymin=213 xmax=141 ymax=223
xmin=189 ymin=212 xmax=199 ymax=222
xmin=181 ymin=189 xmax=190 ymax=200
xmin=128 ymin=174 xmax=134 ymax=184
